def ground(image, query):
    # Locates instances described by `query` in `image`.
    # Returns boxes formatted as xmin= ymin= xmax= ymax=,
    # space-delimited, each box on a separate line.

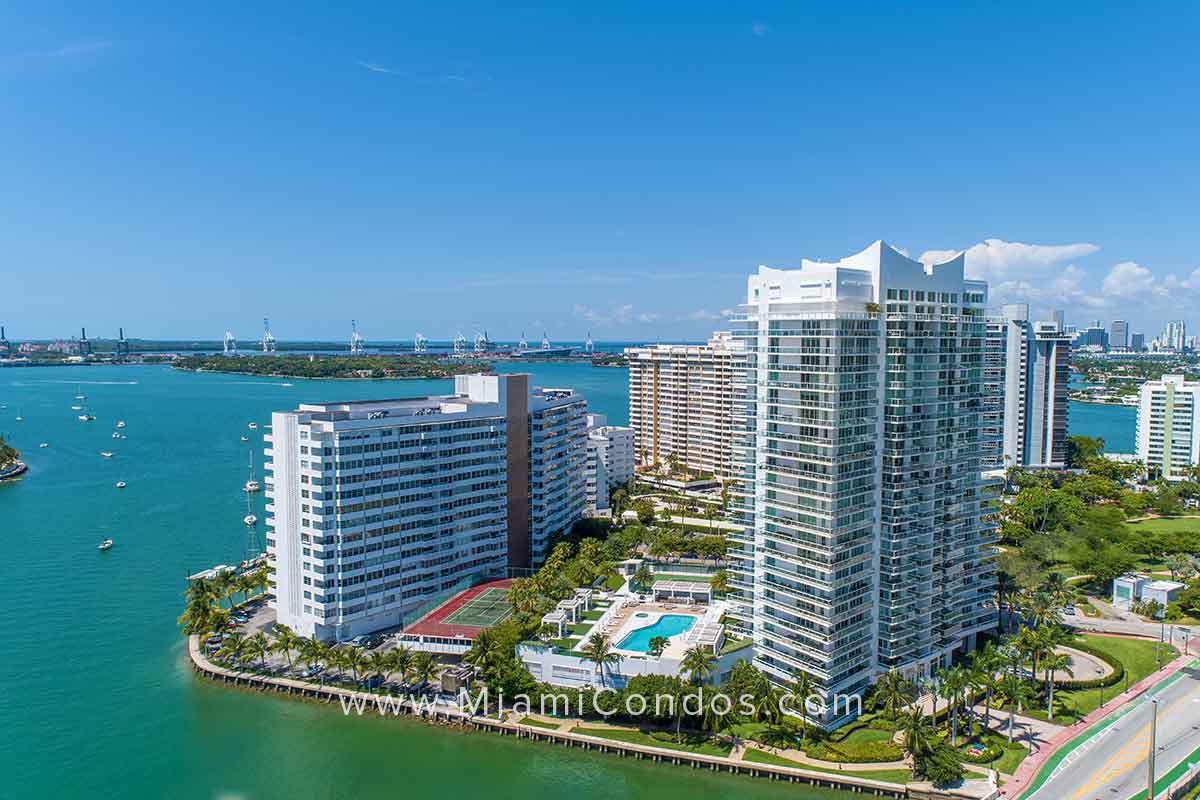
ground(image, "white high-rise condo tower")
xmin=726 ymin=241 xmax=996 ymax=727
xmin=983 ymin=304 xmax=1071 ymax=469
xmin=1136 ymin=374 xmax=1200 ymax=481
xmin=265 ymin=374 xmax=587 ymax=641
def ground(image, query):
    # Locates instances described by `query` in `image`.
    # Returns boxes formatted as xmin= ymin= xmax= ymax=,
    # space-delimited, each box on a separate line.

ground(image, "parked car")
xmin=1063 ymin=604 xmax=1076 ymax=615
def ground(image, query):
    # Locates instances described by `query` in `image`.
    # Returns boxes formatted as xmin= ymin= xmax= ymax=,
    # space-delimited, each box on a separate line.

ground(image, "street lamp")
xmin=1147 ymin=697 xmax=1159 ymax=800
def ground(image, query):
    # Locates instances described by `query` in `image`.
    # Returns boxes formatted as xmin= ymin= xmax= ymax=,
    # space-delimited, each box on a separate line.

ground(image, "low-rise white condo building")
xmin=625 ymin=331 xmax=745 ymax=480
xmin=265 ymin=373 xmax=587 ymax=641
xmin=983 ymin=304 xmax=1071 ymax=469
xmin=1136 ymin=374 xmax=1200 ymax=481
xmin=727 ymin=241 xmax=997 ymax=727
xmin=584 ymin=412 xmax=635 ymax=512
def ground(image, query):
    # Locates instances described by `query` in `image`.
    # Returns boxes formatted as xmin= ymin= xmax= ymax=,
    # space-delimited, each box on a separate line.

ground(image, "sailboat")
xmin=243 ymin=450 xmax=261 ymax=493
xmin=14 ymin=409 xmax=22 ymax=422
xmin=98 ymin=538 xmax=113 ymax=551
xmin=74 ymin=385 xmax=86 ymax=400
xmin=243 ymin=492 xmax=257 ymax=526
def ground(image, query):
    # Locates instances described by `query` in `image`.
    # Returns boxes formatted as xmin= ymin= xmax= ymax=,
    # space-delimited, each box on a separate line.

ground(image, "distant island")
xmin=590 ymin=353 xmax=628 ymax=368
xmin=0 ymin=436 xmax=25 ymax=480
xmin=174 ymin=354 xmax=494 ymax=380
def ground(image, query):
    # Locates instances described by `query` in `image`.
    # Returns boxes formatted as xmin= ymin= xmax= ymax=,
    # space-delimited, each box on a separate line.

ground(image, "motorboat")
xmin=116 ymin=420 xmax=126 ymax=429
xmin=71 ymin=405 xmax=82 ymax=411
xmin=115 ymin=481 xmax=127 ymax=489
xmin=39 ymin=442 xmax=48 ymax=448
xmin=100 ymin=451 xmax=114 ymax=458
xmin=98 ymin=538 xmax=113 ymax=551
xmin=240 ymin=436 xmax=248 ymax=442
xmin=112 ymin=432 xmax=121 ymax=439
xmin=78 ymin=414 xmax=95 ymax=422
xmin=247 ymin=422 xmax=258 ymax=430
xmin=243 ymin=491 xmax=257 ymax=525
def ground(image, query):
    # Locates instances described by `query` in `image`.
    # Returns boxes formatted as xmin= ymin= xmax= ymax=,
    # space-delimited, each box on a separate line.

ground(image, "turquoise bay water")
xmin=0 ymin=363 xmax=852 ymax=800
xmin=617 ymin=614 xmax=697 ymax=652
xmin=0 ymin=363 xmax=1134 ymax=798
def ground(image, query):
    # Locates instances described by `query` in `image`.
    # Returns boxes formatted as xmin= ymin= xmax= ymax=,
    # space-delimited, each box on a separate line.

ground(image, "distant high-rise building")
xmin=984 ymin=305 xmax=1072 ymax=469
xmin=583 ymin=413 xmax=635 ymax=512
xmin=1072 ymin=324 xmax=1108 ymax=351
xmin=1137 ymin=375 xmax=1200 ymax=481
xmin=1052 ymin=309 xmax=1066 ymax=330
xmin=728 ymin=241 xmax=996 ymax=727
xmin=266 ymin=373 xmax=587 ymax=641
xmin=1163 ymin=320 xmax=1187 ymax=352
xmin=1110 ymin=320 xmax=1129 ymax=351
xmin=78 ymin=327 xmax=91 ymax=356
xmin=0 ymin=325 xmax=10 ymax=356
xmin=1131 ymin=332 xmax=1145 ymax=352
xmin=625 ymin=332 xmax=745 ymax=480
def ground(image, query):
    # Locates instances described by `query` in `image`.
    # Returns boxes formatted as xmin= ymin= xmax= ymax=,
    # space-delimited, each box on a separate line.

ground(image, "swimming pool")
xmin=616 ymin=614 xmax=696 ymax=652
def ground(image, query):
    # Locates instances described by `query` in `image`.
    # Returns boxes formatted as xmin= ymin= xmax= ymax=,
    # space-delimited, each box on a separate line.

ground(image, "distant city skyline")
xmin=4 ymin=4 xmax=1199 ymax=338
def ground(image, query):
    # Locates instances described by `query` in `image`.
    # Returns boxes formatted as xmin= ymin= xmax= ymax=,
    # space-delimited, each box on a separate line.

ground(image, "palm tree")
xmin=244 ymin=631 xmax=271 ymax=671
xmin=216 ymin=632 xmax=246 ymax=665
xmin=272 ymin=624 xmax=300 ymax=670
xmin=941 ymin=666 xmax=970 ymax=746
xmin=899 ymin=708 xmax=937 ymax=765
xmin=580 ymin=633 xmax=621 ymax=687
xmin=462 ymin=631 xmax=498 ymax=675
xmin=342 ymin=646 xmax=367 ymax=687
xmin=789 ymin=670 xmax=817 ymax=747
xmin=389 ymin=645 xmax=414 ymax=689
xmin=408 ymin=651 xmax=439 ymax=693
xmin=680 ymin=645 xmax=717 ymax=686
xmin=1041 ymin=651 xmax=1073 ymax=721
xmin=998 ymin=673 xmax=1033 ymax=743
xmin=874 ymin=669 xmax=915 ymax=721
xmin=711 ymin=569 xmax=730 ymax=596
xmin=631 ymin=564 xmax=654 ymax=593
xmin=996 ymin=570 xmax=1018 ymax=632
xmin=298 ymin=637 xmax=327 ymax=683
xmin=648 ymin=636 xmax=669 ymax=657
xmin=363 ymin=650 xmax=392 ymax=691
xmin=969 ymin=641 xmax=1001 ymax=730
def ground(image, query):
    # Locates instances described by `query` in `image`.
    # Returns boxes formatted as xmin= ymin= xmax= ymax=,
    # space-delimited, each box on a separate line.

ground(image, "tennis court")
xmin=441 ymin=587 xmax=512 ymax=628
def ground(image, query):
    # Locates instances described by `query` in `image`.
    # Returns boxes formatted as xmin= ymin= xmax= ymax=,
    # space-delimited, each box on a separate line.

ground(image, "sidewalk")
xmin=1000 ymin=636 xmax=1200 ymax=799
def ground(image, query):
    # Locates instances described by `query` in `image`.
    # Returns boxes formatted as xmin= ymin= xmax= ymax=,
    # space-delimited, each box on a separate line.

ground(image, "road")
xmin=1022 ymin=659 xmax=1200 ymax=800
xmin=1061 ymin=606 xmax=1197 ymax=654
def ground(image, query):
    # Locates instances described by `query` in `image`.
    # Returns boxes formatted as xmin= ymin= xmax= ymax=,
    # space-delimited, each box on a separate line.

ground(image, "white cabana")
xmin=651 ymin=580 xmax=712 ymax=604
xmin=541 ymin=609 xmax=568 ymax=638
xmin=557 ymin=594 xmax=585 ymax=623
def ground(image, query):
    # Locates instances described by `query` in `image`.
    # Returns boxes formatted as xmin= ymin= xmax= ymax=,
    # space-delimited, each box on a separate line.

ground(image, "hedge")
xmin=1053 ymin=640 xmax=1125 ymax=690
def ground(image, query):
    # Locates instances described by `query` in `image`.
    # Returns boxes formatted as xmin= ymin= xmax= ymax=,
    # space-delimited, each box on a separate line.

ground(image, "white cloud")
xmin=1101 ymin=261 xmax=1159 ymax=298
xmin=573 ymin=303 xmax=634 ymax=325
xmin=918 ymin=239 xmax=1099 ymax=283
xmin=355 ymin=60 xmax=400 ymax=75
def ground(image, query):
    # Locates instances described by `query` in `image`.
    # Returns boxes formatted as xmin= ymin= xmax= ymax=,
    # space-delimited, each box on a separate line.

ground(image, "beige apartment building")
xmin=624 ymin=331 xmax=745 ymax=480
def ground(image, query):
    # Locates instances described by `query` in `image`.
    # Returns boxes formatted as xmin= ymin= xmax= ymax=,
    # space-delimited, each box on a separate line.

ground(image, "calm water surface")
xmin=0 ymin=363 xmax=864 ymax=800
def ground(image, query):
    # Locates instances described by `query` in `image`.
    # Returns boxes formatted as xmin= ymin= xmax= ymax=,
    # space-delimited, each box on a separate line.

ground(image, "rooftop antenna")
xmin=453 ymin=331 xmax=467 ymax=355
xmin=349 ymin=320 xmax=365 ymax=355
xmin=518 ymin=331 xmax=528 ymax=353
xmin=414 ymin=332 xmax=427 ymax=353
xmin=261 ymin=317 xmax=276 ymax=353
xmin=224 ymin=330 xmax=237 ymax=355
xmin=585 ymin=331 xmax=595 ymax=354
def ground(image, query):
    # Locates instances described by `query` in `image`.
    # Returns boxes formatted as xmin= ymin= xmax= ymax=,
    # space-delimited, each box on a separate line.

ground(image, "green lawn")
xmin=570 ymin=621 xmax=595 ymax=636
xmin=719 ymin=636 xmax=753 ymax=656
xmin=1003 ymin=633 xmax=1179 ymax=722
xmin=806 ymin=726 xmax=903 ymax=763
xmin=959 ymin=733 xmax=1029 ymax=775
xmin=582 ymin=609 xmax=605 ymax=620
xmin=652 ymin=573 xmax=714 ymax=583
xmin=1127 ymin=516 xmax=1200 ymax=534
xmin=741 ymin=748 xmax=911 ymax=784
xmin=569 ymin=726 xmax=732 ymax=757
xmin=603 ymin=574 xmax=625 ymax=591
xmin=518 ymin=716 xmax=561 ymax=730
xmin=545 ymin=637 xmax=581 ymax=650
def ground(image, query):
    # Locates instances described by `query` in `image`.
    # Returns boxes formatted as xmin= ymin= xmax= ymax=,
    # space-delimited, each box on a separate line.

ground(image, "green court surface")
xmin=442 ymin=588 xmax=512 ymax=628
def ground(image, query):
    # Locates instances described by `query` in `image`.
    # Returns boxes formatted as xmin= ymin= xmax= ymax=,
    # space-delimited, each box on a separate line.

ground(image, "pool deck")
xmin=599 ymin=603 xmax=705 ymax=657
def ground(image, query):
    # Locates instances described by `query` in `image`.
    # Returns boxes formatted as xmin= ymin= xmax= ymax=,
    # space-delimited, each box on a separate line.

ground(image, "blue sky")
xmin=2 ymin=2 xmax=1198 ymax=341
